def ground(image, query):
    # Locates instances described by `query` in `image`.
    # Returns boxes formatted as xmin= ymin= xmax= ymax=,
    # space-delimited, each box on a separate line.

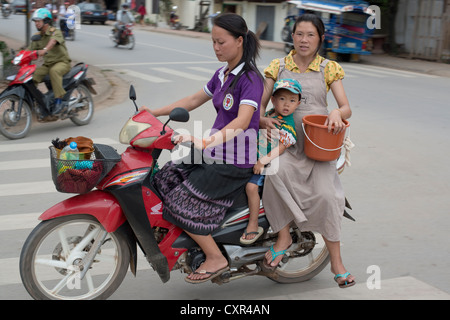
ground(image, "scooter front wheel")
xmin=20 ymin=215 xmax=130 ymax=300
xmin=0 ymin=94 xmax=32 ymax=139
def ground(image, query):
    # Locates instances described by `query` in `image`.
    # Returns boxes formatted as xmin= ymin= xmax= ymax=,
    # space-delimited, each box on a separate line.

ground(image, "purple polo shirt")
xmin=203 ymin=63 xmax=263 ymax=168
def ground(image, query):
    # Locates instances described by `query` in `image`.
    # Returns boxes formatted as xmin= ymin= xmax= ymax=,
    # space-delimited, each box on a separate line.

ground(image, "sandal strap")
xmin=243 ymin=231 xmax=260 ymax=236
xmin=194 ymin=270 xmax=215 ymax=275
xmin=269 ymin=245 xmax=287 ymax=262
xmin=334 ymin=272 xmax=351 ymax=280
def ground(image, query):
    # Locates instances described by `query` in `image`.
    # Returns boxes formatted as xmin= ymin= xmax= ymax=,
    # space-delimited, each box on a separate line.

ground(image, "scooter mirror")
xmin=129 ymin=85 xmax=136 ymax=101
xmin=169 ymin=107 xmax=189 ymax=123
xmin=129 ymin=85 xmax=139 ymax=112
xmin=31 ymin=34 xmax=42 ymax=42
xmin=161 ymin=108 xmax=189 ymax=135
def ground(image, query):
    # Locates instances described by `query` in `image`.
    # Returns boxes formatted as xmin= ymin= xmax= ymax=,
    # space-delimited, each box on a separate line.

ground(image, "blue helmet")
xmin=31 ymin=8 xmax=52 ymax=21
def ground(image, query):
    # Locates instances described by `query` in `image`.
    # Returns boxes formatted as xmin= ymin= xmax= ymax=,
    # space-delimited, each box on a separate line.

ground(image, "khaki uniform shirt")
xmin=29 ymin=26 xmax=71 ymax=65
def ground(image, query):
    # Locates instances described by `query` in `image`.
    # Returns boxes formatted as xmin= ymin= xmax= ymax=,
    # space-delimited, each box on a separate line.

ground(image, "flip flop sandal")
xmin=261 ymin=244 xmax=290 ymax=271
xmin=240 ymin=226 xmax=264 ymax=245
xmin=185 ymin=266 xmax=230 ymax=284
xmin=334 ymin=272 xmax=356 ymax=288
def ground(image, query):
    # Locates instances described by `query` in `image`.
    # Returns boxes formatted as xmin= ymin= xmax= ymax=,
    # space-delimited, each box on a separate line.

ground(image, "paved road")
xmin=1 ymin=14 xmax=450 ymax=300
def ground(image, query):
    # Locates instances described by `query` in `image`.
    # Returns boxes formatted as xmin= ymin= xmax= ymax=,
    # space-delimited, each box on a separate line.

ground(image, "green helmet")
xmin=31 ymin=8 xmax=52 ymax=21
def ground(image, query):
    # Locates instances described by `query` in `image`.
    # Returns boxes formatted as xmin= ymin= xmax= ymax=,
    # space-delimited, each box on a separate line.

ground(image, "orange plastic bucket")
xmin=302 ymin=114 xmax=349 ymax=161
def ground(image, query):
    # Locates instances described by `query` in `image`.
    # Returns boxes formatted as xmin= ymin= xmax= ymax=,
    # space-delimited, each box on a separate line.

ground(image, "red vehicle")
xmin=0 ymin=48 xmax=95 ymax=139
xmin=19 ymin=86 xmax=354 ymax=300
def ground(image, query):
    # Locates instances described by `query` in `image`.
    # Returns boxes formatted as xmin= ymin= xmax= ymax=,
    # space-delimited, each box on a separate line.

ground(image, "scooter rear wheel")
xmin=20 ymin=215 xmax=130 ymax=300
xmin=0 ymin=94 xmax=32 ymax=139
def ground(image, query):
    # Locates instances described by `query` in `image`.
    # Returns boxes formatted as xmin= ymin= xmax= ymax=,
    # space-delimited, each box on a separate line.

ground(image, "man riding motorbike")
xmin=29 ymin=8 xmax=72 ymax=115
xmin=114 ymin=3 xmax=135 ymax=43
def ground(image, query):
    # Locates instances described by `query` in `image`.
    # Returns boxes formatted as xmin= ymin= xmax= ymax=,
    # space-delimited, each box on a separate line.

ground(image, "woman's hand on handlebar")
xmin=173 ymin=134 xmax=203 ymax=149
xmin=138 ymin=106 xmax=154 ymax=114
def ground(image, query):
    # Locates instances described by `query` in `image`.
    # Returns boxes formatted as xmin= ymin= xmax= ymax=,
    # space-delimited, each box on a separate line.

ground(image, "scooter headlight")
xmin=119 ymin=117 xmax=156 ymax=147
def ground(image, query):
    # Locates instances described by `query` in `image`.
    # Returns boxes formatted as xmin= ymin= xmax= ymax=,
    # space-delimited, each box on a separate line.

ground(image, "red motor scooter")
xmin=0 ymin=45 xmax=96 ymax=140
xmin=19 ymin=86 xmax=353 ymax=300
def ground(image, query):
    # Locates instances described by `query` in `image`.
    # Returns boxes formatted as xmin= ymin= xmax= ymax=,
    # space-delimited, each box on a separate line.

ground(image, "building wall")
xmin=127 ymin=0 xmax=288 ymax=42
xmin=221 ymin=0 xmax=285 ymax=42
xmin=395 ymin=0 xmax=449 ymax=61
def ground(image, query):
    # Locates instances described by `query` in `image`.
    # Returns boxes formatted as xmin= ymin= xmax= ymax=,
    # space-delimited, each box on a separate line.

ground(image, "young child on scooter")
xmin=241 ymin=78 xmax=302 ymax=245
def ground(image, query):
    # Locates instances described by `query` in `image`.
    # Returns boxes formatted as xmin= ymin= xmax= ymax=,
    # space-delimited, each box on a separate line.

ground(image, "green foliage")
xmin=0 ymin=41 xmax=8 ymax=59
xmin=0 ymin=41 xmax=13 ymax=69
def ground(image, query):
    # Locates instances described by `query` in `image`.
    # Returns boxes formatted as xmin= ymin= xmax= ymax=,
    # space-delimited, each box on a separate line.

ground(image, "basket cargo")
xmin=50 ymin=144 xmax=121 ymax=194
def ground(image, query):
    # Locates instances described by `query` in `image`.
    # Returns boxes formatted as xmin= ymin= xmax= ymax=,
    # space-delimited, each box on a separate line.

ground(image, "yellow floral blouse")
xmin=264 ymin=51 xmax=345 ymax=92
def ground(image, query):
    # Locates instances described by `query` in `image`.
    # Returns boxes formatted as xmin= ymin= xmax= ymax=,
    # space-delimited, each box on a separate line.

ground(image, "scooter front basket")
xmin=49 ymin=144 xmax=121 ymax=194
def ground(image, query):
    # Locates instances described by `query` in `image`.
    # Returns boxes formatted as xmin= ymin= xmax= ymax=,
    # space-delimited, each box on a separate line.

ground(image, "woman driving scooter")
xmin=140 ymin=13 xmax=264 ymax=283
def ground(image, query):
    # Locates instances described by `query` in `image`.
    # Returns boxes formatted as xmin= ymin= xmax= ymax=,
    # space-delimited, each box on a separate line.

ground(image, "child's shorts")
xmin=248 ymin=174 xmax=265 ymax=186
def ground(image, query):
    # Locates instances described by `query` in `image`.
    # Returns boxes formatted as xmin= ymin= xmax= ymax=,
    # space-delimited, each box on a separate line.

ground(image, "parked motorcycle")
xmin=1 ymin=3 xmax=12 ymax=18
xmin=0 ymin=41 xmax=95 ymax=139
xmin=110 ymin=23 xmax=134 ymax=50
xmin=19 ymin=86 xmax=354 ymax=300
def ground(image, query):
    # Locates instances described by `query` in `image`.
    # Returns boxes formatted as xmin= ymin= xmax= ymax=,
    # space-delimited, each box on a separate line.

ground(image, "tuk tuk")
xmin=282 ymin=0 xmax=375 ymax=61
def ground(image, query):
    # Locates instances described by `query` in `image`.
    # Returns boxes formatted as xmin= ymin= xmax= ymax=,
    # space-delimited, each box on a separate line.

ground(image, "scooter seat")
xmin=63 ymin=63 xmax=85 ymax=80
xmin=43 ymin=63 xmax=86 ymax=89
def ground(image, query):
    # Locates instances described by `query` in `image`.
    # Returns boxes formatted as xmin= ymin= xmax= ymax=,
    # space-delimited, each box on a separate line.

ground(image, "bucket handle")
xmin=301 ymin=123 xmax=349 ymax=152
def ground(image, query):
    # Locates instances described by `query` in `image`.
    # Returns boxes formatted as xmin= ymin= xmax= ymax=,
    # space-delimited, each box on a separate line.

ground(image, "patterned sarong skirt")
xmin=152 ymin=160 xmax=253 ymax=235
